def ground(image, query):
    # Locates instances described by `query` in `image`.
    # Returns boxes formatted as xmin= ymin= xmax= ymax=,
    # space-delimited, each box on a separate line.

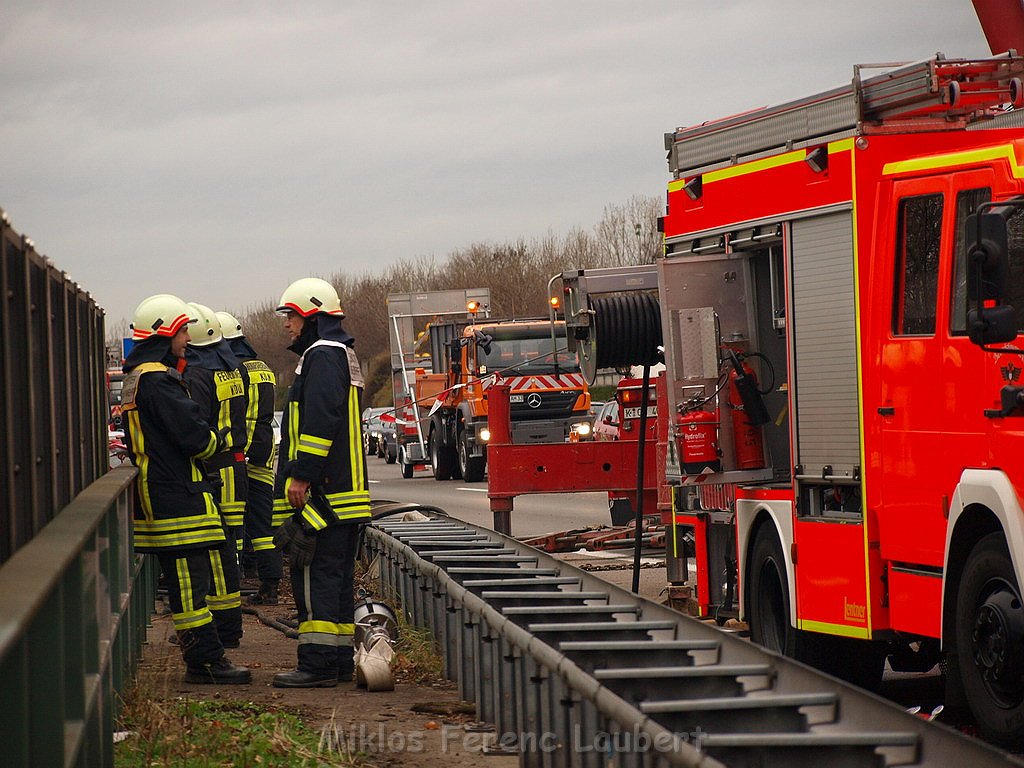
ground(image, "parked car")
xmin=592 ymin=399 xmax=620 ymax=441
xmin=376 ymin=416 xmax=398 ymax=464
xmin=361 ymin=407 xmax=389 ymax=455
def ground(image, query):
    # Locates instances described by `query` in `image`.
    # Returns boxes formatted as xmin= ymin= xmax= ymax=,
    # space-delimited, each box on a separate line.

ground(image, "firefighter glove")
xmin=273 ymin=518 xmax=317 ymax=569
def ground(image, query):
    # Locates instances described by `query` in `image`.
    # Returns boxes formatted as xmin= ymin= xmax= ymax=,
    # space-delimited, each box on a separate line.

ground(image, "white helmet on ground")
xmin=216 ymin=311 xmax=243 ymax=340
xmin=275 ymin=277 xmax=344 ymax=318
xmin=130 ymin=294 xmax=195 ymax=341
xmin=186 ymin=302 xmax=223 ymax=347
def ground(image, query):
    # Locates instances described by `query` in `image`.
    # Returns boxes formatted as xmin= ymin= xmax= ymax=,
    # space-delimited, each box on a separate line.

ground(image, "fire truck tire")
xmin=458 ymin=428 xmax=486 ymax=482
xmin=955 ymin=531 xmax=1024 ymax=748
xmin=429 ymin=429 xmax=456 ymax=481
xmin=399 ymin=447 xmax=414 ymax=479
xmin=384 ymin=443 xmax=397 ymax=464
xmin=748 ymin=525 xmax=796 ymax=657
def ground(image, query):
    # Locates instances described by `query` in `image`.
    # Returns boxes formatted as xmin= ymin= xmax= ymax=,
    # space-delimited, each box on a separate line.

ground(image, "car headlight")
xmin=479 ymin=428 xmax=491 ymax=442
xmin=574 ymin=422 xmax=592 ymax=437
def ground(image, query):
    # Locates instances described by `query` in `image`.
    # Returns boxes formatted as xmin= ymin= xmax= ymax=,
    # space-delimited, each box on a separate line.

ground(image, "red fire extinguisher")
xmin=678 ymin=407 xmax=722 ymax=475
xmin=726 ymin=352 xmax=767 ymax=470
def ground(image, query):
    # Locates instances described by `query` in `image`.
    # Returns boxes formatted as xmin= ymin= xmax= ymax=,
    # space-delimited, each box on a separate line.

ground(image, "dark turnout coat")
xmin=121 ymin=337 xmax=225 ymax=553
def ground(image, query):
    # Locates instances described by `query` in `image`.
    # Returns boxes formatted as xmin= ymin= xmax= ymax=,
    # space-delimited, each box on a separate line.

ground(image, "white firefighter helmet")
xmin=275 ymin=277 xmax=344 ymax=318
xmin=186 ymin=302 xmax=223 ymax=347
xmin=216 ymin=311 xmax=243 ymax=340
xmin=130 ymin=294 xmax=195 ymax=341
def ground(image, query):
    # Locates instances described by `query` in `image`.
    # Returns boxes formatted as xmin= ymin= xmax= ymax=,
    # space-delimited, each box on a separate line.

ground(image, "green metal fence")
xmin=0 ymin=467 xmax=150 ymax=768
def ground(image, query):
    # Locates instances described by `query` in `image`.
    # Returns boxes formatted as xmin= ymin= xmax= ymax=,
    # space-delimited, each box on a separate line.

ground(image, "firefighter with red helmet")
xmin=121 ymin=294 xmax=250 ymax=684
xmin=183 ymin=302 xmax=249 ymax=649
xmin=271 ymin=277 xmax=371 ymax=688
xmin=217 ymin=310 xmax=283 ymax=605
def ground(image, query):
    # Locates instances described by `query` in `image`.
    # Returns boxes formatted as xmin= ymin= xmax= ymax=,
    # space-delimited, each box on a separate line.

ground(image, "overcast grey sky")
xmin=1 ymin=1 xmax=991 ymax=328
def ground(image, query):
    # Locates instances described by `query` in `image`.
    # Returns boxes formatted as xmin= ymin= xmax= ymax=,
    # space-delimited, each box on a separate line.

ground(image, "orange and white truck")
xmin=388 ymin=290 xmax=592 ymax=482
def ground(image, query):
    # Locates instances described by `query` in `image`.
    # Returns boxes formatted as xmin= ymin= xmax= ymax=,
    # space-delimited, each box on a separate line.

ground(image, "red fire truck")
xmin=654 ymin=53 xmax=1024 ymax=746
xmin=487 ymin=51 xmax=1024 ymax=747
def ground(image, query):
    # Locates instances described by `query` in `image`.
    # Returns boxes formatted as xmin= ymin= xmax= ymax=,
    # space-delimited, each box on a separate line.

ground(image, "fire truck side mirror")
xmin=968 ymin=305 xmax=1017 ymax=345
xmin=966 ymin=206 xmax=1018 ymax=346
xmin=965 ymin=209 xmax=1009 ymax=304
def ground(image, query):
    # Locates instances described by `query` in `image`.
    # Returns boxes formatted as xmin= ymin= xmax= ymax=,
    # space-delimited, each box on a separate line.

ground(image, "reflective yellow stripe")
xmin=176 ymin=558 xmax=194 ymax=613
xmin=134 ymin=529 xmax=226 ymax=549
xmin=882 ymin=143 xmax=1024 ymax=178
xmin=299 ymin=620 xmax=341 ymax=635
xmin=297 ymin=435 xmax=331 ymax=457
xmin=207 ymin=591 xmax=242 ymax=610
xmin=247 ymin=464 xmax=274 ymax=484
xmin=301 ymin=504 xmax=329 ymax=531
xmin=208 ymin=549 xmax=227 ymax=596
xmin=195 ymin=431 xmax=218 ymax=460
xmin=288 ymin=401 xmax=300 ymax=461
xmin=272 ymin=511 xmax=293 ymax=527
xmin=252 ymin=536 xmax=275 ymax=551
xmin=797 ymin=619 xmax=871 ymax=639
xmin=134 ymin=511 xmax=223 ymax=531
xmin=348 ymin=387 xmax=365 ymax=491
xmin=127 ymin=411 xmax=153 ymax=518
xmin=172 ymin=606 xmax=213 ymax=630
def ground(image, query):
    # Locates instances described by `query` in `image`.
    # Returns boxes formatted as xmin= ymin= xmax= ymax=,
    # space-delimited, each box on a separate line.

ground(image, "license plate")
xmin=510 ymin=394 xmax=524 ymax=403
xmin=623 ymin=406 xmax=657 ymax=420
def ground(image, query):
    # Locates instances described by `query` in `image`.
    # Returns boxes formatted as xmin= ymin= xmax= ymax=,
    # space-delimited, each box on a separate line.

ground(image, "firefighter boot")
xmin=185 ymin=657 xmax=253 ymax=685
xmin=247 ymin=579 xmax=280 ymax=606
xmin=272 ymin=669 xmax=339 ymax=688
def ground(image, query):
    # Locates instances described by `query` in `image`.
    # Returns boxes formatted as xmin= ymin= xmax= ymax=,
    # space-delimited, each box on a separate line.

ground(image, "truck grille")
xmin=509 ymin=390 xmax=580 ymax=420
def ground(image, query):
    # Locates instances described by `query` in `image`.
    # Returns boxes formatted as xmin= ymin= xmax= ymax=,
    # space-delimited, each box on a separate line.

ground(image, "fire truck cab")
xmin=654 ymin=54 xmax=1024 ymax=746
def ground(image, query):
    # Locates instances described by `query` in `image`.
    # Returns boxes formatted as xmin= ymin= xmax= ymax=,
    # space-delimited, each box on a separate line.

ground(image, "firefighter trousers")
xmin=290 ymin=523 xmax=360 ymax=676
xmin=207 ymin=524 xmax=243 ymax=645
xmin=157 ymin=550 xmax=224 ymax=666
xmin=244 ymin=470 xmax=282 ymax=581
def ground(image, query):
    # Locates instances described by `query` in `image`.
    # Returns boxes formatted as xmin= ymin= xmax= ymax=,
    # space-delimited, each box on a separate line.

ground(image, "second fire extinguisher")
xmin=726 ymin=350 xmax=769 ymax=470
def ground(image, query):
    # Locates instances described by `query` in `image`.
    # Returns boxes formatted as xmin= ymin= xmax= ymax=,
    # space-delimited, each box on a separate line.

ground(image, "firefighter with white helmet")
xmin=183 ymin=302 xmax=249 ymax=649
xmin=217 ymin=310 xmax=283 ymax=605
xmin=271 ymin=277 xmax=370 ymax=688
xmin=121 ymin=293 xmax=250 ymax=684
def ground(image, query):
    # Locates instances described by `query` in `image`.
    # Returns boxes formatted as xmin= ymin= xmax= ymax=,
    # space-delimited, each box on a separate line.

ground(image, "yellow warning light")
xmin=549 ymin=296 xmax=561 ymax=310
xmin=467 ymin=300 xmax=480 ymax=314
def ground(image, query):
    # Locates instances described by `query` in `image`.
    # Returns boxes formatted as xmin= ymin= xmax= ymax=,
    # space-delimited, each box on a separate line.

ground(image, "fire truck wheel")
xmin=748 ymin=525 xmax=885 ymax=688
xmin=399 ymin=447 xmax=414 ymax=479
xmin=748 ymin=525 xmax=795 ymax=657
xmin=458 ymin=428 xmax=486 ymax=482
xmin=429 ymin=429 xmax=456 ymax=481
xmin=384 ymin=443 xmax=397 ymax=464
xmin=956 ymin=531 xmax=1024 ymax=748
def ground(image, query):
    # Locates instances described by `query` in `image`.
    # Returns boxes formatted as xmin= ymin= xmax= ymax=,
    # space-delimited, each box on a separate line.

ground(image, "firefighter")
xmin=121 ymin=294 xmax=250 ymax=684
xmin=271 ymin=277 xmax=371 ymax=688
xmin=183 ymin=302 xmax=249 ymax=648
xmin=216 ymin=310 xmax=283 ymax=605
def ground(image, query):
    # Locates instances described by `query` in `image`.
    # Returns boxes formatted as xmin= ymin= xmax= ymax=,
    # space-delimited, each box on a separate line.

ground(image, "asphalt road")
xmin=366 ymin=452 xmax=613 ymax=537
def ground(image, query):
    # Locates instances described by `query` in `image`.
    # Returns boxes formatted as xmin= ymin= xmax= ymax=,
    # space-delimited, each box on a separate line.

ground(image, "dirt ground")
xmin=138 ymin=549 xmax=668 ymax=767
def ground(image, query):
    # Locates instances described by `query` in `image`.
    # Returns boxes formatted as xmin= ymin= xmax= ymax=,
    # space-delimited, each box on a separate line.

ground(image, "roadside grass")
xmin=114 ymin=651 xmax=372 ymax=768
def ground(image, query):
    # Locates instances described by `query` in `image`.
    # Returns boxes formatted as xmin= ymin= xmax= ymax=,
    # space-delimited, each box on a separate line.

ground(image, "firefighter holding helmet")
xmin=216 ymin=310 xmax=284 ymax=605
xmin=271 ymin=277 xmax=371 ymax=688
xmin=120 ymin=294 xmax=250 ymax=684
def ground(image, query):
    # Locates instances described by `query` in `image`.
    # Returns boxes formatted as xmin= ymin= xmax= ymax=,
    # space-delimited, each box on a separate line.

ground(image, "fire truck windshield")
xmin=476 ymin=329 xmax=580 ymax=373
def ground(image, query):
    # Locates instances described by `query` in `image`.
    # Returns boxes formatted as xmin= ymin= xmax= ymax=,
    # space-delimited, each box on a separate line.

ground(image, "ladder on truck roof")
xmin=667 ymin=52 xmax=1024 ymax=177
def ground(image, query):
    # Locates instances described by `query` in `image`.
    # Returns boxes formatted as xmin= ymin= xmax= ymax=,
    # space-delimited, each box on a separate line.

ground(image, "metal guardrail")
xmin=365 ymin=510 xmax=1021 ymax=768
xmin=0 ymin=467 xmax=151 ymax=768
xmin=0 ymin=214 xmax=107 ymax=564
